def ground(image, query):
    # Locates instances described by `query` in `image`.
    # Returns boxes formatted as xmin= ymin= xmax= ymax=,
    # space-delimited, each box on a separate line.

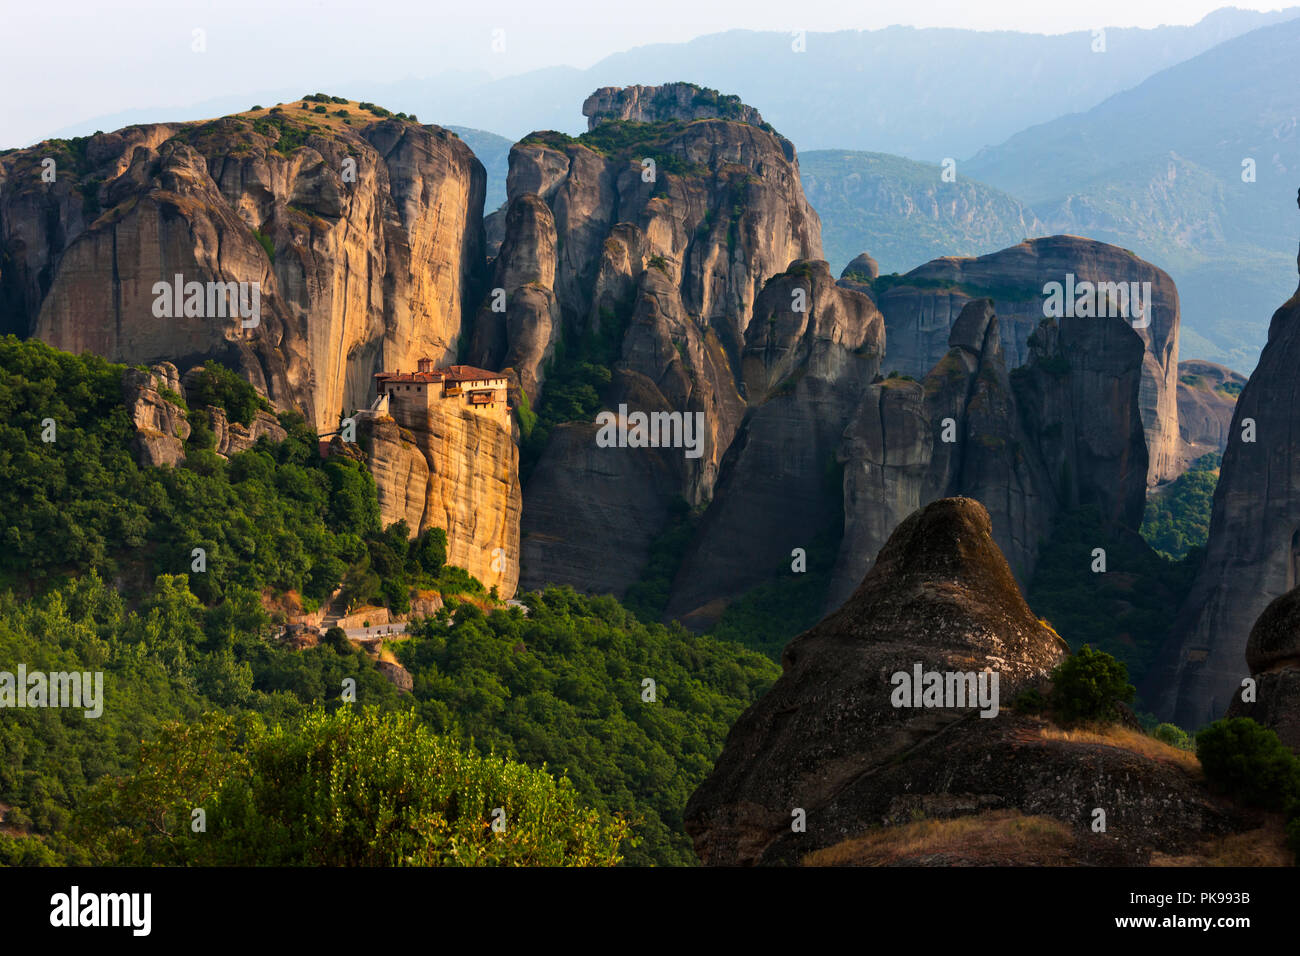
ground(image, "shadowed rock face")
xmin=1149 ymin=215 xmax=1300 ymax=730
xmin=665 ymin=260 xmax=885 ymax=626
xmin=1176 ymin=359 xmax=1245 ymax=469
xmin=684 ymin=497 xmax=1071 ymax=866
xmin=487 ymin=85 xmax=823 ymax=597
xmin=866 ymin=236 xmax=1180 ymax=486
xmin=826 ymin=298 xmax=1148 ymax=611
xmin=0 ymin=111 xmax=486 ymax=432
xmin=685 ymin=496 xmax=1254 ymax=867
xmin=1226 ymin=587 xmax=1300 ymax=752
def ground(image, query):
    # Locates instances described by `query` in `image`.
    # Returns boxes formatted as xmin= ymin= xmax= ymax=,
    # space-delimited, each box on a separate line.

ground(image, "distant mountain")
xmin=34 ymin=8 xmax=1298 ymax=164
xmin=800 ymin=150 xmax=1044 ymax=275
xmin=446 ymin=126 xmax=513 ymax=213
xmin=395 ymin=8 xmax=1299 ymax=159
xmin=967 ymin=17 xmax=1300 ymax=370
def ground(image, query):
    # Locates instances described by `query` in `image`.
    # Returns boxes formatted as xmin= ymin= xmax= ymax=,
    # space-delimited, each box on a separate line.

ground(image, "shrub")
xmin=186 ymin=360 xmax=270 ymax=426
xmin=1048 ymin=644 xmax=1135 ymax=724
xmin=1153 ymin=722 xmax=1193 ymax=751
xmin=323 ymin=626 xmax=352 ymax=654
xmin=1011 ymin=687 xmax=1047 ymax=714
xmin=85 ymin=708 xmax=629 ymax=866
xmin=1195 ymin=718 xmax=1300 ymax=810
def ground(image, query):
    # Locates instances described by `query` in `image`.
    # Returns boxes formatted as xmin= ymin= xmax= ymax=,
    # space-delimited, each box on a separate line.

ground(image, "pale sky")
xmin=3 ymin=0 xmax=1291 ymax=148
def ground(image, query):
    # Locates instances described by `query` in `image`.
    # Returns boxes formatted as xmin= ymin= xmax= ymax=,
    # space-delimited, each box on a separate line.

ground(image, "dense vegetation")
xmin=0 ymin=571 xmax=406 ymax=864
xmin=1027 ymin=505 xmax=1201 ymax=694
xmin=1196 ymin=718 xmax=1300 ymax=852
xmin=0 ymin=337 xmax=776 ymax=866
xmin=1141 ymin=453 xmax=1220 ymax=560
xmin=74 ymin=707 xmax=626 ymax=866
xmin=1047 ymin=644 xmax=1137 ymax=725
xmin=399 ymin=588 xmax=778 ymax=865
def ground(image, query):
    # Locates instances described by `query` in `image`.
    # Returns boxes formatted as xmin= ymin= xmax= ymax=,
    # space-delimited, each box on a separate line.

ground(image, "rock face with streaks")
xmin=1150 ymin=211 xmax=1300 ymax=728
xmin=0 ymin=103 xmax=486 ymax=433
xmin=684 ymin=498 xmax=1070 ymax=865
xmin=863 ymin=237 xmax=1180 ymax=485
xmin=362 ymin=399 xmax=521 ymax=598
xmin=665 ymin=260 xmax=885 ymax=626
xmin=1175 ymin=359 xmax=1245 ymax=470
xmin=474 ymin=84 xmax=822 ymax=597
xmin=583 ymin=83 xmax=774 ymax=134
xmin=825 ymin=298 xmax=1148 ymax=612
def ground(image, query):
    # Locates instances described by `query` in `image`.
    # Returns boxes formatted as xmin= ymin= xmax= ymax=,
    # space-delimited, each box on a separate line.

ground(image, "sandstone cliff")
xmin=363 ymin=401 xmax=521 ymax=598
xmin=1149 ymin=213 xmax=1300 ymax=728
xmin=862 ymin=237 xmax=1180 ymax=485
xmin=825 ymin=298 xmax=1148 ymax=611
xmin=583 ymin=84 xmax=774 ymax=139
xmin=1176 ymin=359 xmax=1245 ymax=470
xmin=0 ymin=102 xmax=486 ymax=433
xmin=685 ymin=498 xmax=1250 ymax=866
xmin=665 ymin=260 xmax=885 ymax=625
xmin=481 ymin=84 xmax=823 ymax=597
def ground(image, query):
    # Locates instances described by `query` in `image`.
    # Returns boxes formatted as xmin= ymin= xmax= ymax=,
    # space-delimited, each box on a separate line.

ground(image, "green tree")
xmin=1049 ymin=644 xmax=1136 ymax=725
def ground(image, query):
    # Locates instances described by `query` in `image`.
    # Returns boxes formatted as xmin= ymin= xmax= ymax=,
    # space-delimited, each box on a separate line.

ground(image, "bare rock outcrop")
xmin=582 ymin=83 xmax=774 ymax=137
xmin=489 ymin=86 xmax=822 ymax=597
xmin=865 ymin=237 xmax=1180 ymax=486
xmin=684 ymin=498 xmax=1071 ymax=865
xmin=685 ymin=497 xmax=1250 ymax=866
xmin=1176 ymin=359 xmax=1244 ymax=469
xmin=1149 ymin=205 xmax=1300 ymax=729
xmin=1226 ymin=588 xmax=1300 ymax=751
xmin=207 ymin=405 xmax=287 ymax=458
xmin=665 ymin=260 xmax=885 ymax=626
xmin=826 ymin=298 xmax=1148 ymax=610
xmin=0 ymin=105 xmax=486 ymax=432
xmin=122 ymin=362 xmax=190 ymax=467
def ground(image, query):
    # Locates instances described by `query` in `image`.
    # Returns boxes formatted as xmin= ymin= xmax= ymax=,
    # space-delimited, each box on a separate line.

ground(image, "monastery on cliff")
xmin=372 ymin=358 xmax=509 ymax=428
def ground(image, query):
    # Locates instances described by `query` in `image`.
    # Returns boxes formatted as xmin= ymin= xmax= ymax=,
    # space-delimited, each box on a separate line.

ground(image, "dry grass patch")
xmin=1040 ymin=723 xmax=1202 ymax=776
xmin=803 ymin=810 xmax=1079 ymax=866
xmin=1150 ymin=818 xmax=1292 ymax=867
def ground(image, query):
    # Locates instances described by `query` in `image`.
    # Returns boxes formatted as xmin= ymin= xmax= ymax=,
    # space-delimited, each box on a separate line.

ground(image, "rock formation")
xmin=825 ymin=298 xmax=1148 ymax=611
xmin=120 ymin=360 xmax=289 ymax=466
xmin=862 ymin=237 xmax=1180 ymax=485
xmin=1149 ymin=206 xmax=1300 ymax=730
xmin=1175 ymin=359 xmax=1244 ymax=470
xmin=1226 ymin=588 xmax=1300 ymax=751
xmin=0 ymin=103 xmax=486 ymax=432
xmin=685 ymin=497 xmax=1246 ymax=866
xmin=362 ymin=396 xmax=521 ymax=598
xmin=479 ymin=84 xmax=823 ymax=597
xmin=122 ymin=362 xmax=191 ymax=467
xmin=665 ymin=260 xmax=885 ymax=625
xmin=583 ymin=84 xmax=774 ymax=136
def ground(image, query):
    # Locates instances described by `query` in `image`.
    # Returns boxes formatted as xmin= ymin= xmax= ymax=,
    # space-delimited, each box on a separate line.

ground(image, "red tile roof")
xmin=374 ymin=364 xmax=504 ymax=385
